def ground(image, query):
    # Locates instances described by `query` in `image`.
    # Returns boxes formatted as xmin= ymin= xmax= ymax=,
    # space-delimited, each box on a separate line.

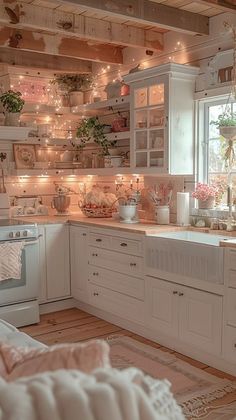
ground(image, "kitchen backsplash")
xmin=4 ymin=174 xmax=195 ymax=221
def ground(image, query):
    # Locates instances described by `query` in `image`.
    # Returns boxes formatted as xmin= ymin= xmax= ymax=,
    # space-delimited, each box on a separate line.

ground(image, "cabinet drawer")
xmin=88 ymin=265 xmax=144 ymax=300
xmin=228 ymin=249 xmax=236 ymax=270
xmin=228 ymin=270 xmax=236 ymax=288
xmin=111 ymin=236 xmax=142 ymax=256
xmin=223 ymin=325 xmax=236 ymax=363
xmin=89 ymin=247 xmax=143 ymax=277
xmin=226 ymin=288 xmax=236 ymax=328
xmin=89 ymin=232 xmax=111 ymax=249
xmin=89 ymin=284 xmax=145 ymax=325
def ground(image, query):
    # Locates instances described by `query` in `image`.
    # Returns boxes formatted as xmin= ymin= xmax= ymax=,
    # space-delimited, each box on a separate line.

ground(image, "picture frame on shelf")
xmin=13 ymin=144 xmax=36 ymax=169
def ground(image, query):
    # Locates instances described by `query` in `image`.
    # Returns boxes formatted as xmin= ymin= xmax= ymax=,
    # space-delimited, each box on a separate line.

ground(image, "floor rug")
xmin=108 ymin=335 xmax=236 ymax=419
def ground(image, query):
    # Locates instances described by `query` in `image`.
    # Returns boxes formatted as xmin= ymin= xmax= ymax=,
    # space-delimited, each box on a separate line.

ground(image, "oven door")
xmin=0 ymin=239 xmax=39 ymax=306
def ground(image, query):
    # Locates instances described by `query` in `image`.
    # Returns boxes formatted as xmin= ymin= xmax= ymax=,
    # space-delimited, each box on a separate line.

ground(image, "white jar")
xmin=155 ymin=205 xmax=170 ymax=224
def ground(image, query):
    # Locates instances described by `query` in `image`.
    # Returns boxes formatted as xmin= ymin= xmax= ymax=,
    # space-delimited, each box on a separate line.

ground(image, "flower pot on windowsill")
xmin=198 ymin=197 xmax=215 ymax=209
xmin=220 ymin=126 xmax=236 ymax=140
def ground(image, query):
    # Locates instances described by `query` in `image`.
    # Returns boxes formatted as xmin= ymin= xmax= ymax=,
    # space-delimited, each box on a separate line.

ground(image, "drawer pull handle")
xmin=92 ymin=253 xmax=98 ymax=257
xmin=96 ymin=238 xmax=102 ymax=242
xmin=93 ymin=272 xmax=99 ymax=276
xmin=93 ymin=292 xmax=99 ymax=296
xmin=120 ymin=242 xmax=128 ymax=247
xmin=178 ymin=292 xmax=184 ymax=297
xmin=82 ymin=233 xmax=87 ymax=236
xmin=130 ymin=262 xmax=137 ymax=267
xmin=173 ymin=291 xmax=178 ymax=295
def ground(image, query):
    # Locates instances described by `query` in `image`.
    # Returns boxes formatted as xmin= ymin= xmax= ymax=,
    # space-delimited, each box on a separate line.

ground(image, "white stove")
xmin=0 ymin=219 xmax=40 ymax=327
xmin=0 ymin=219 xmax=38 ymax=241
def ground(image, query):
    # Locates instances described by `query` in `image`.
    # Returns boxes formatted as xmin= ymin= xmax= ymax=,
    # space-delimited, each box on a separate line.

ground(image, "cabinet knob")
xmin=96 ymin=238 xmax=102 ymax=242
xmin=173 ymin=291 xmax=178 ymax=295
xmin=120 ymin=242 xmax=127 ymax=247
xmin=93 ymin=292 xmax=99 ymax=296
xmin=178 ymin=292 xmax=184 ymax=297
xmin=92 ymin=253 xmax=98 ymax=257
xmin=93 ymin=272 xmax=99 ymax=276
xmin=130 ymin=262 xmax=137 ymax=267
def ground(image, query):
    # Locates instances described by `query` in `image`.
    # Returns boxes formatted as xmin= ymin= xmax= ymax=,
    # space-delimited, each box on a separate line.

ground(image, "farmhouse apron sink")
xmin=145 ymin=231 xmax=229 ymax=285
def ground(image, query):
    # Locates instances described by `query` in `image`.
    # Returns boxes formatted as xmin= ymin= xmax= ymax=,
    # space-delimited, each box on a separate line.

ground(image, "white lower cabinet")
xmin=70 ymin=225 xmax=88 ymax=303
xmin=39 ymin=224 xmax=70 ymax=303
xmin=89 ymin=283 xmax=145 ymax=325
xmin=223 ymin=325 xmax=236 ymax=363
xmin=146 ymin=277 xmax=179 ymax=338
xmin=146 ymin=277 xmax=222 ymax=356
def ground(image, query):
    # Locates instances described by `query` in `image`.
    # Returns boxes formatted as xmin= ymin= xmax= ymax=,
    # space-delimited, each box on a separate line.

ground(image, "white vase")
xmin=198 ymin=197 xmax=215 ymax=209
xmin=69 ymin=91 xmax=84 ymax=106
xmin=5 ymin=112 xmax=20 ymax=126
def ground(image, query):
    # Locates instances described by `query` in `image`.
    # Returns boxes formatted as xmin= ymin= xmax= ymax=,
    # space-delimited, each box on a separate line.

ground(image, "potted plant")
xmin=76 ymin=117 xmax=116 ymax=156
xmin=51 ymin=74 xmax=93 ymax=106
xmin=192 ymin=183 xmax=218 ymax=209
xmin=211 ymin=111 xmax=236 ymax=140
xmin=0 ymin=90 xmax=25 ymax=126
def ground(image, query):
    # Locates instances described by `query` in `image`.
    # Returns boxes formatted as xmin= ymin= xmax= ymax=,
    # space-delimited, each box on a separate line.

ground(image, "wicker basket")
xmin=80 ymin=205 xmax=115 ymax=218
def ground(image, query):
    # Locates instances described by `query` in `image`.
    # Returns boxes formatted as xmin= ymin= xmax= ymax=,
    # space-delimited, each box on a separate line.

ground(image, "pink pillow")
xmin=0 ymin=340 xmax=110 ymax=381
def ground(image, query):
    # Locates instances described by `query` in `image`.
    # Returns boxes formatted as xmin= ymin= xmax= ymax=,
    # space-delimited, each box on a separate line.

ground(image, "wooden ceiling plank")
xmin=0 ymin=1 xmax=164 ymax=51
xmin=194 ymin=1 xmax=236 ymax=13
xmin=200 ymin=6 xmax=224 ymax=15
xmin=56 ymin=0 xmax=209 ymax=35
xmin=0 ymin=47 xmax=92 ymax=72
xmin=180 ymin=2 xmax=215 ymax=12
xmin=0 ymin=26 xmax=124 ymax=64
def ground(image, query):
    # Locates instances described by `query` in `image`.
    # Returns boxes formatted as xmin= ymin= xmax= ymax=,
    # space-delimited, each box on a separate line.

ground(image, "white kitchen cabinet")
xmin=178 ymin=286 xmax=222 ymax=356
xmin=43 ymin=224 xmax=70 ymax=301
xmin=146 ymin=277 xmax=179 ymax=338
xmin=38 ymin=226 xmax=47 ymax=303
xmin=70 ymin=225 xmax=89 ymax=303
xmin=146 ymin=277 xmax=222 ymax=355
xmin=124 ymin=63 xmax=199 ymax=175
xmin=89 ymin=283 xmax=145 ymax=325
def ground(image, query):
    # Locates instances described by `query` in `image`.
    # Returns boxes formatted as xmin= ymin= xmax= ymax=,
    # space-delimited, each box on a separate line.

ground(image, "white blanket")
xmin=0 ymin=368 xmax=184 ymax=420
xmin=0 ymin=241 xmax=24 ymax=281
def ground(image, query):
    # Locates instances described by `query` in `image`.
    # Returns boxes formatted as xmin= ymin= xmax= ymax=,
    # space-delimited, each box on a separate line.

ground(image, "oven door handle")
xmin=24 ymin=239 xmax=39 ymax=246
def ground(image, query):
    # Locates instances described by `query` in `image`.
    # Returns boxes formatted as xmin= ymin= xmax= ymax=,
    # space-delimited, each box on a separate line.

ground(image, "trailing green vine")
xmin=76 ymin=117 xmax=116 ymax=156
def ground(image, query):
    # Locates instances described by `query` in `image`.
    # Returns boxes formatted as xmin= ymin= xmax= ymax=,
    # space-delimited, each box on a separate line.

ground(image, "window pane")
xmin=206 ymin=100 xmax=236 ymax=206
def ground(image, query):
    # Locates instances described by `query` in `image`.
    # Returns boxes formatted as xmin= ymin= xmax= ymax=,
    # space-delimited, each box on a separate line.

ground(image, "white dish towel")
xmin=0 ymin=241 xmax=24 ymax=281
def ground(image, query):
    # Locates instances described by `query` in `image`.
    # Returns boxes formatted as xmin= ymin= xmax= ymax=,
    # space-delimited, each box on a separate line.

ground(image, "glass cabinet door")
xmin=133 ymin=81 xmax=166 ymax=170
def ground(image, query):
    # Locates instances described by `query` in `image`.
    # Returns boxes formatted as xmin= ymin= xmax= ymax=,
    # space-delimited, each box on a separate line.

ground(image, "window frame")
xmin=200 ymin=96 xmax=236 ymax=184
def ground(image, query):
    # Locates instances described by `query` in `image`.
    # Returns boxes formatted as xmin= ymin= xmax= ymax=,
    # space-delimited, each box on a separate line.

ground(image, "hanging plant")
xmin=51 ymin=74 xmax=93 ymax=93
xmin=76 ymin=117 xmax=116 ymax=156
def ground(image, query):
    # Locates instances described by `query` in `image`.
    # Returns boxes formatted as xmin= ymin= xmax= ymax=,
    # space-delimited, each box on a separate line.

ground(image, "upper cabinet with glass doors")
xmin=124 ymin=63 xmax=199 ymax=175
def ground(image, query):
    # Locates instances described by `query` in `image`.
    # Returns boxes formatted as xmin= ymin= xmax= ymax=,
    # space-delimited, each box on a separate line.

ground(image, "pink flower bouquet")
xmin=192 ymin=183 xmax=218 ymax=201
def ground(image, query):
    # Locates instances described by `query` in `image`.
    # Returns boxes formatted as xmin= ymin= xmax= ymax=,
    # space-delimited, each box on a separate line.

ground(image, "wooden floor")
xmin=20 ymin=308 xmax=236 ymax=413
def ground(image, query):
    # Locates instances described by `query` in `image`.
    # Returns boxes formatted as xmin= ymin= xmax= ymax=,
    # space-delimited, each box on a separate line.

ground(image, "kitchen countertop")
xmin=13 ymin=214 xmax=236 ymax=241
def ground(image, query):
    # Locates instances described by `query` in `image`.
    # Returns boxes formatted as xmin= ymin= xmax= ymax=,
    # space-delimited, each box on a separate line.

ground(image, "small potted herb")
xmin=0 ymin=90 xmax=25 ymax=126
xmin=76 ymin=117 xmax=116 ymax=156
xmin=51 ymin=74 xmax=93 ymax=106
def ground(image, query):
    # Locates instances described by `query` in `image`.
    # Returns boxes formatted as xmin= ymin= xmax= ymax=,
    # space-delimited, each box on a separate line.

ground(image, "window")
xmin=204 ymin=98 xmax=236 ymax=203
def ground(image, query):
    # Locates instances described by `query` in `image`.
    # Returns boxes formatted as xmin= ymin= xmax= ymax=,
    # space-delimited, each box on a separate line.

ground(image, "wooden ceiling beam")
xmin=56 ymin=0 xmax=209 ymax=35
xmin=0 ymin=1 xmax=163 ymax=51
xmin=0 ymin=47 xmax=92 ymax=73
xmin=195 ymin=1 xmax=236 ymax=13
xmin=0 ymin=26 xmax=124 ymax=64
